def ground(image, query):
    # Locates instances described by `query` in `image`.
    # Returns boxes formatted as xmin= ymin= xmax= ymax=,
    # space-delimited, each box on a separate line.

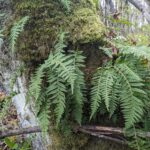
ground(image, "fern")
xmin=91 ymin=44 xmax=150 ymax=128
xmin=10 ymin=16 xmax=29 ymax=53
xmin=114 ymin=64 xmax=145 ymax=128
xmin=101 ymin=69 xmax=114 ymax=111
xmin=38 ymin=104 xmax=51 ymax=133
xmin=90 ymin=70 xmax=103 ymax=119
xmin=46 ymin=72 xmax=66 ymax=126
xmin=119 ymin=45 xmax=150 ymax=61
xmin=60 ymin=0 xmax=71 ymax=12
xmin=29 ymin=64 xmax=46 ymax=101
xmin=29 ymin=32 xmax=85 ymax=131
xmin=71 ymin=51 xmax=85 ymax=124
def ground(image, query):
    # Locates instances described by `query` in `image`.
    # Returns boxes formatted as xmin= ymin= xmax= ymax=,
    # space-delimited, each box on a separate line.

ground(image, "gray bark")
xmin=106 ymin=0 xmax=116 ymax=13
xmin=127 ymin=0 xmax=150 ymax=23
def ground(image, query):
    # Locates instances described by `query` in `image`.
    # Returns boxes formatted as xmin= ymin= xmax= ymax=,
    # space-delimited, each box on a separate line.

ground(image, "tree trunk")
xmin=127 ymin=0 xmax=150 ymax=23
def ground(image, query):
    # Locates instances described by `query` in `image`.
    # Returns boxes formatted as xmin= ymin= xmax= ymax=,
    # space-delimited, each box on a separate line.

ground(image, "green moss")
xmin=48 ymin=130 xmax=89 ymax=150
xmin=12 ymin=0 xmax=105 ymax=63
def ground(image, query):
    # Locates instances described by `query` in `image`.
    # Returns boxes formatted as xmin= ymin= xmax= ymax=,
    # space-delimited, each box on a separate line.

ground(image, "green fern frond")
xmin=101 ymin=69 xmax=114 ymax=111
xmin=60 ymin=0 xmax=71 ymax=12
xmin=109 ymin=80 xmax=120 ymax=117
xmin=38 ymin=104 xmax=51 ymax=133
xmin=50 ymin=52 xmax=76 ymax=93
xmin=10 ymin=16 xmax=29 ymax=53
xmin=29 ymin=64 xmax=46 ymax=101
xmin=54 ymin=32 xmax=67 ymax=53
xmin=119 ymin=45 xmax=150 ymax=61
xmin=47 ymin=72 xmax=66 ymax=126
xmin=90 ymin=70 xmax=103 ymax=119
xmin=71 ymin=51 xmax=85 ymax=124
xmin=114 ymin=64 xmax=145 ymax=128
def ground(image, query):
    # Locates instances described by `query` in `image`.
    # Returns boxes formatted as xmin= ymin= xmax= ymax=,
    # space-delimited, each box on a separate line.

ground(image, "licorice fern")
xmin=91 ymin=45 xmax=150 ymax=129
xmin=29 ymin=32 xmax=85 ymax=131
xmin=10 ymin=16 xmax=29 ymax=53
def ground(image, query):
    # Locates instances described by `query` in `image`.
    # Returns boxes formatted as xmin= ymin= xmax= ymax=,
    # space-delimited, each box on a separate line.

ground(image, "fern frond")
xmin=29 ymin=64 xmax=46 ymax=101
xmin=60 ymin=0 xmax=71 ymax=12
xmin=119 ymin=45 xmax=150 ymax=61
xmin=38 ymin=103 xmax=50 ymax=133
xmin=114 ymin=64 xmax=145 ymax=128
xmin=100 ymin=69 xmax=114 ymax=111
xmin=90 ymin=70 xmax=103 ymax=119
xmin=50 ymin=51 xmax=76 ymax=93
xmin=54 ymin=32 xmax=67 ymax=53
xmin=71 ymin=51 xmax=85 ymax=124
xmin=10 ymin=16 xmax=29 ymax=53
xmin=47 ymin=72 xmax=66 ymax=126
xmin=109 ymin=80 xmax=120 ymax=117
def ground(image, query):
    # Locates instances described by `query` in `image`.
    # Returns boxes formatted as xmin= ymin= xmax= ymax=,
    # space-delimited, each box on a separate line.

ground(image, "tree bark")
xmin=127 ymin=0 xmax=150 ymax=23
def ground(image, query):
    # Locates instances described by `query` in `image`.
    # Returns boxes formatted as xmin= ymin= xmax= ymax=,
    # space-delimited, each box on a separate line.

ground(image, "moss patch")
xmin=12 ymin=0 xmax=105 ymax=64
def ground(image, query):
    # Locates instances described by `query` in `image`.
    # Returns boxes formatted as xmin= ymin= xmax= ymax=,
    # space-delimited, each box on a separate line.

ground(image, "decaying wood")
xmin=0 ymin=126 xmax=41 ymax=139
xmin=80 ymin=125 xmax=123 ymax=135
xmin=78 ymin=125 xmax=150 ymax=138
xmin=1 ymin=125 xmax=150 ymax=145
xmin=78 ymin=128 xmax=127 ymax=145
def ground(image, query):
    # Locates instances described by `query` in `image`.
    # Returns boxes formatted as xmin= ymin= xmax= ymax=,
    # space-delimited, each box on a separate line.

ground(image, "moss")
xmin=83 ymin=138 xmax=131 ymax=150
xmin=48 ymin=130 xmax=89 ymax=150
xmin=12 ymin=0 xmax=105 ymax=64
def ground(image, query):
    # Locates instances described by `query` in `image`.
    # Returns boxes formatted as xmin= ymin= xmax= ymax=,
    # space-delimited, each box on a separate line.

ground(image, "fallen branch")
xmin=0 ymin=126 xmax=41 ymax=139
xmin=78 ymin=128 xmax=127 ymax=145
xmin=78 ymin=125 xmax=150 ymax=138
xmin=80 ymin=125 xmax=123 ymax=135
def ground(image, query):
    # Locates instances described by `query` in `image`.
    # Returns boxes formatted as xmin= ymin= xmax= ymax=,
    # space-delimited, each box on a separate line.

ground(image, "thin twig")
xmin=0 ymin=126 xmax=41 ymax=139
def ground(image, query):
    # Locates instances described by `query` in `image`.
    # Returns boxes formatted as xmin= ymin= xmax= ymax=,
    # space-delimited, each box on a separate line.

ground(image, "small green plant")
xmin=4 ymin=137 xmax=31 ymax=150
xmin=10 ymin=16 xmax=29 ymax=53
